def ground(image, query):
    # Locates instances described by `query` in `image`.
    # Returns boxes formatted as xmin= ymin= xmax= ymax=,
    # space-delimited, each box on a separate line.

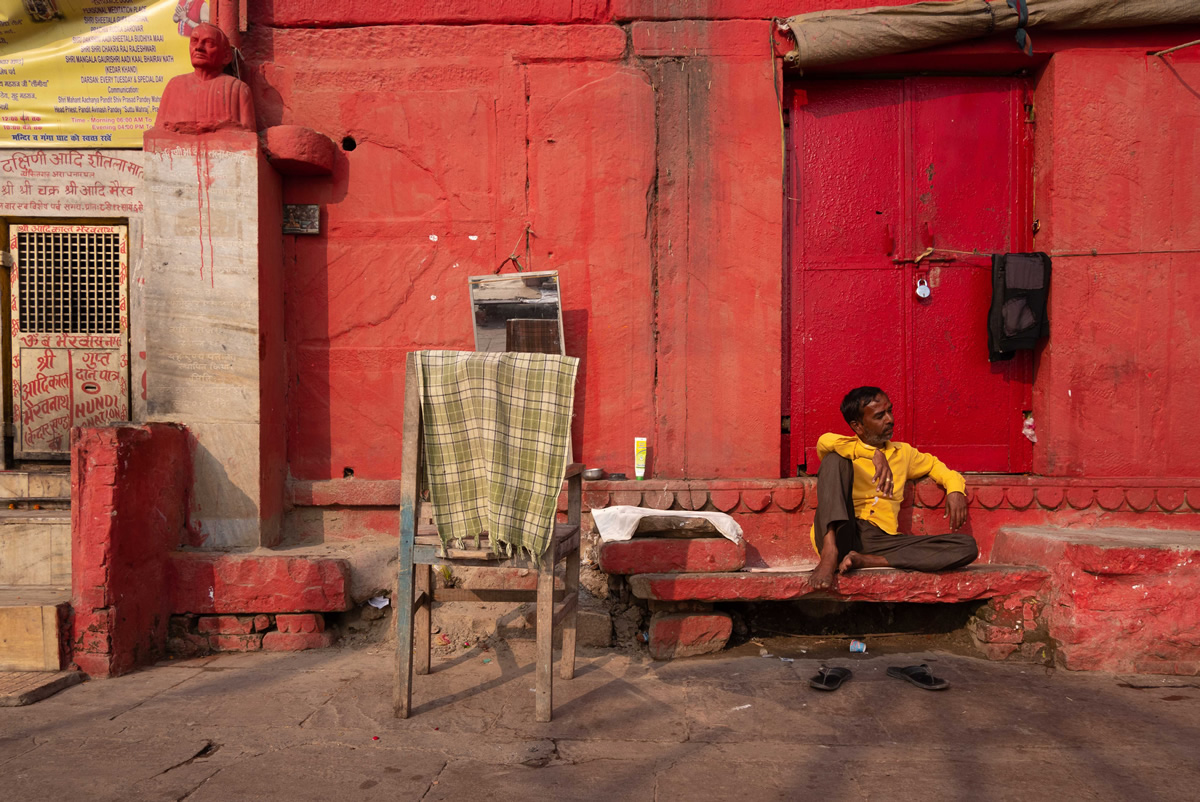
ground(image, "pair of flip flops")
xmin=808 ymin=663 xmax=949 ymax=691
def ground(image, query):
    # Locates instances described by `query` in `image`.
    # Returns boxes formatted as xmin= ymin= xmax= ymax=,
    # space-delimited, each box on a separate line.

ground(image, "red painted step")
xmin=993 ymin=526 xmax=1200 ymax=674
xmin=627 ymin=564 xmax=1048 ymax=603
xmin=598 ymin=537 xmax=746 ymax=575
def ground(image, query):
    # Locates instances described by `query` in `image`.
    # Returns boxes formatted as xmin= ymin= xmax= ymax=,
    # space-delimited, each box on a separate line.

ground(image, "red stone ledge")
xmin=627 ymin=564 xmax=1049 ymax=603
xmin=288 ymin=476 xmax=1200 ymax=515
xmin=168 ymin=552 xmax=351 ymax=614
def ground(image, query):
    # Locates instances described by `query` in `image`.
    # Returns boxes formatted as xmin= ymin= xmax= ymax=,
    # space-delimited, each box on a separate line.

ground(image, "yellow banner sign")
xmin=0 ymin=0 xmax=207 ymax=148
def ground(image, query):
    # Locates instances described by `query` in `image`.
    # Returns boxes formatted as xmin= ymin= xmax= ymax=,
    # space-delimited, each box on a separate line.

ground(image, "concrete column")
xmin=142 ymin=129 xmax=284 ymax=549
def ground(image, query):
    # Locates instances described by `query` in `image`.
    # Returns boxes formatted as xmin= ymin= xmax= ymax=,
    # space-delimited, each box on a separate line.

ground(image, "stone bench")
xmin=599 ymin=535 xmax=1051 ymax=660
xmin=600 ymin=525 xmax=1200 ymax=674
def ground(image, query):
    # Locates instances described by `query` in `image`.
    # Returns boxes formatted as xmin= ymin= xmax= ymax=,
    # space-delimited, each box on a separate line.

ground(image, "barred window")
xmin=16 ymin=229 xmax=122 ymax=334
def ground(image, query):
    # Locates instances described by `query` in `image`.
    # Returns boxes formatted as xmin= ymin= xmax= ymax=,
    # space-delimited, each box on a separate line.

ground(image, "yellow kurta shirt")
xmin=809 ymin=433 xmax=966 ymax=550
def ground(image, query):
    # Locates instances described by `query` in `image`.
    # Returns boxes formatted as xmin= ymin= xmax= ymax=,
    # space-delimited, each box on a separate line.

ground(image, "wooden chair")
xmin=393 ymin=352 xmax=583 ymax=722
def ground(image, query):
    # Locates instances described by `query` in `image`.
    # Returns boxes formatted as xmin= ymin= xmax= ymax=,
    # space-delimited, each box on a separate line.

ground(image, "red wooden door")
xmin=786 ymin=77 xmax=1033 ymax=474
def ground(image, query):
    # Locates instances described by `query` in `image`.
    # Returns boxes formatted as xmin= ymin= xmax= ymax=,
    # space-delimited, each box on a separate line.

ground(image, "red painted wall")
xmin=1032 ymin=48 xmax=1200 ymax=477
xmin=243 ymin=3 xmax=1200 ymax=484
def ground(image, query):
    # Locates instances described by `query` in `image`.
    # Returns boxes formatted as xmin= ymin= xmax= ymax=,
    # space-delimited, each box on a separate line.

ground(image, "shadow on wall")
xmin=563 ymin=307 xmax=590 ymax=461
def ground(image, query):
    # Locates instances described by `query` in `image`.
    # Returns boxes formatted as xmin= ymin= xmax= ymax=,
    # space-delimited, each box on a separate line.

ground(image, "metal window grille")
xmin=16 ymin=229 xmax=122 ymax=335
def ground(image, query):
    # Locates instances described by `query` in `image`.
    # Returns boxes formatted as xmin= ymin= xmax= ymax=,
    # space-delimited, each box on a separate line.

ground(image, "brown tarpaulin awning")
xmin=781 ymin=0 xmax=1200 ymax=67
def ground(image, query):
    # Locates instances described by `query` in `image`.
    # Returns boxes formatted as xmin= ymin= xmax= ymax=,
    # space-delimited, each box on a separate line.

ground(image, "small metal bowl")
xmin=582 ymin=468 xmax=605 ymax=481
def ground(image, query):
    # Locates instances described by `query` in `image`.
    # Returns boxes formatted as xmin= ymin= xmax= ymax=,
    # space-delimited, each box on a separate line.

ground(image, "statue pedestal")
xmin=142 ymin=129 xmax=285 ymax=549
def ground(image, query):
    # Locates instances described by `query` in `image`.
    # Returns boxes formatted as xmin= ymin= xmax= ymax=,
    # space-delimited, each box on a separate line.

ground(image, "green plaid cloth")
xmin=416 ymin=350 xmax=578 ymax=559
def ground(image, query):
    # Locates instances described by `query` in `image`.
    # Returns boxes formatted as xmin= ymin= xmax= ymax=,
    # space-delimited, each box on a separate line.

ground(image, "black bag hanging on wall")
xmin=988 ymin=252 xmax=1051 ymax=362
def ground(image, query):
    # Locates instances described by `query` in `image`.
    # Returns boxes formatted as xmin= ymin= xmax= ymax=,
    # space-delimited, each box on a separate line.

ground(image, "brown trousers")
xmin=814 ymin=454 xmax=978 ymax=572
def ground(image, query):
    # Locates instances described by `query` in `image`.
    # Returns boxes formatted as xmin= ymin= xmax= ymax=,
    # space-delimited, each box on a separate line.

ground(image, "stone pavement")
xmin=1 ymin=641 xmax=1198 ymax=801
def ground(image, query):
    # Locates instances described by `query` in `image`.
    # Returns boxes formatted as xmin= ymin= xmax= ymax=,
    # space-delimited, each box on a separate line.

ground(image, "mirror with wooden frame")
xmin=468 ymin=271 xmax=565 ymax=355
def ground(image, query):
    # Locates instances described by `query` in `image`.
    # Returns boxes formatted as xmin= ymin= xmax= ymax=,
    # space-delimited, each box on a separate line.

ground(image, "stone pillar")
xmin=142 ymin=129 xmax=284 ymax=549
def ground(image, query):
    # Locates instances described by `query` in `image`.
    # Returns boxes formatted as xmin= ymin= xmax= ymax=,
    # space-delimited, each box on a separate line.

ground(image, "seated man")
xmin=810 ymin=386 xmax=978 ymax=590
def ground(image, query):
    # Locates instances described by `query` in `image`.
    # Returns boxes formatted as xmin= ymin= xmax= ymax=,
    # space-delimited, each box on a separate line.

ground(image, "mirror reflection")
xmin=469 ymin=271 xmax=565 ymax=355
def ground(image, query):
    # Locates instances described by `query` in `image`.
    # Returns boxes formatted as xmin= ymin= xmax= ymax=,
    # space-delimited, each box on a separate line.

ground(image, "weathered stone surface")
xmin=575 ymin=608 xmax=612 ymax=648
xmin=168 ymin=552 xmax=351 ymax=614
xmin=648 ymin=611 xmax=731 ymax=660
xmin=993 ymin=526 xmax=1200 ymax=673
xmin=598 ymin=537 xmax=745 ymax=575
xmin=209 ymin=633 xmax=263 ymax=652
xmin=968 ymin=617 xmax=1024 ymax=645
xmin=142 ymin=129 xmax=284 ymax=550
xmin=71 ymin=424 xmax=192 ymax=678
xmin=275 ymin=613 xmax=325 ymax=634
xmin=197 ymin=616 xmax=254 ymax=635
xmin=261 ymin=125 xmax=336 ymax=175
xmin=628 ymin=564 xmax=1049 ymax=603
xmin=975 ymin=642 xmax=1019 ymax=661
xmin=262 ymin=630 xmax=336 ymax=651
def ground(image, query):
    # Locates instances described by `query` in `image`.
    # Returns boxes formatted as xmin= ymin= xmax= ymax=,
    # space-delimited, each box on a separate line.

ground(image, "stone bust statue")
xmin=154 ymin=23 xmax=255 ymax=134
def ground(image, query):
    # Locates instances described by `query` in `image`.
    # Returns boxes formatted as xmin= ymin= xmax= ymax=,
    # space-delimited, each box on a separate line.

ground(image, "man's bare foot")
xmin=811 ymin=549 xmax=839 ymax=590
xmin=838 ymin=551 xmax=890 ymax=573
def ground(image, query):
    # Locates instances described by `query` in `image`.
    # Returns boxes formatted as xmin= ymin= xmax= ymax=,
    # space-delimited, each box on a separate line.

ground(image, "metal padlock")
xmin=915 ymin=277 xmax=931 ymax=299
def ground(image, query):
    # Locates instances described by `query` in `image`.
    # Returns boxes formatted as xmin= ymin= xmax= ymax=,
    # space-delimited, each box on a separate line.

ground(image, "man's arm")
xmin=816 ymin=433 xmax=892 ymax=496
xmin=907 ymin=448 xmax=967 ymax=530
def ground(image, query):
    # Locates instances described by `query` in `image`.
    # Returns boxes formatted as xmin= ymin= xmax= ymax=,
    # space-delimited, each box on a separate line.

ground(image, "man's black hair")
xmin=841 ymin=386 xmax=885 ymax=426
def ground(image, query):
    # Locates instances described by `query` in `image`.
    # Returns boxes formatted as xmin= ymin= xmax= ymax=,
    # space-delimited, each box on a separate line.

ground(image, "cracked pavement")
xmin=1 ymin=641 xmax=1198 ymax=800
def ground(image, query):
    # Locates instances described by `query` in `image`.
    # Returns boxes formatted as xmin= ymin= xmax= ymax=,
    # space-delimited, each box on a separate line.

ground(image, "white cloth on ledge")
xmin=590 ymin=506 xmax=743 ymax=544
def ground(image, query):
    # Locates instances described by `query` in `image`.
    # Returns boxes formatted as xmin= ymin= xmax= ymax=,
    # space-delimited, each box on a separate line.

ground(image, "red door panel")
xmin=797 ymin=81 xmax=903 ymax=270
xmin=909 ymin=78 xmax=1021 ymax=254
xmin=787 ymin=77 xmax=1032 ymax=475
xmin=910 ymin=264 xmax=1027 ymax=471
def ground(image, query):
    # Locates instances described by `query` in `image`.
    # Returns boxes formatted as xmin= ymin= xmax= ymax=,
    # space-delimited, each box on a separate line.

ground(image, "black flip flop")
xmin=809 ymin=666 xmax=852 ymax=691
xmin=887 ymin=664 xmax=950 ymax=691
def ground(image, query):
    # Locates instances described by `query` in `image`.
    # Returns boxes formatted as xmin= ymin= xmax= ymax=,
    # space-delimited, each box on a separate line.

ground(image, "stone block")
xmin=276 ymin=613 xmax=325 ymax=634
xmin=253 ymin=615 xmax=272 ymax=632
xmin=70 ymin=424 xmax=191 ymax=678
xmin=210 ymin=633 xmax=263 ymax=652
xmin=262 ymin=631 xmax=336 ymax=651
xmin=598 ymin=537 xmax=746 ymax=575
xmin=167 ymin=633 xmax=212 ymax=658
xmin=968 ymin=617 xmax=1023 ymax=645
xmin=168 ymin=552 xmax=351 ymax=614
xmin=647 ymin=611 xmax=732 ymax=660
xmin=575 ymin=609 xmax=612 ymax=648
xmin=197 ymin=615 xmax=254 ymax=635
xmin=262 ymin=125 xmax=336 ymax=175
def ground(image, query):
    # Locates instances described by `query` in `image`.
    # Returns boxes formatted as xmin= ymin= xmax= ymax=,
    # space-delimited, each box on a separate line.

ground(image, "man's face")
xmin=851 ymin=393 xmax=894 ymax=447
xmin=189 ymin=25 xmax=229 ymax=72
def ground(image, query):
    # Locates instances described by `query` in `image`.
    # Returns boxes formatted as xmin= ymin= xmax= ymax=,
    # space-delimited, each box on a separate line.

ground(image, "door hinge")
xmin=781 ymin=415 xmax=791 ymax=435
xmin=1024 ymin=102 xmax=1036 ymax=124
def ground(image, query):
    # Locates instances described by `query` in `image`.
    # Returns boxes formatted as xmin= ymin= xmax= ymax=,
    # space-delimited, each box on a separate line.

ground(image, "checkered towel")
xmin=416 ymin=350 xmax=578 ymax=559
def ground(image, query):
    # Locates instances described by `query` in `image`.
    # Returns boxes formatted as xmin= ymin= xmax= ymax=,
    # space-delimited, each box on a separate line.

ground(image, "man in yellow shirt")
xmin=810 ymin=387 xmax=978 ymax=590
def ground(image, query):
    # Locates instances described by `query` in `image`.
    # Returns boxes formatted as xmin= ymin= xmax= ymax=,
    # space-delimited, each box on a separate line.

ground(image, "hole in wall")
xmin=343 ymin=467 xmax=355 ymax=478
xmin=341 ymin=136 xmax=357 ymax=151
